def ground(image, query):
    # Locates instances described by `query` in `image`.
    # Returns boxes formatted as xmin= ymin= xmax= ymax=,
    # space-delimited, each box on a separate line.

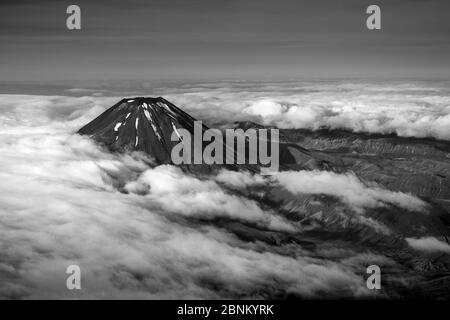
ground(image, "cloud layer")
xmin=0 ymin=94 xmax=377 ymax=299
xmin=163 ymin=80 xmax=450 ymax=140
xmin=0 ymin=87 xmax=447 ymax=299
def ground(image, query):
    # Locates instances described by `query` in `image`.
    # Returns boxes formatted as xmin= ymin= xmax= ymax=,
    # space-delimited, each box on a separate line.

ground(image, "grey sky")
xmin=0 ymin=0 xmax=449 ymax=81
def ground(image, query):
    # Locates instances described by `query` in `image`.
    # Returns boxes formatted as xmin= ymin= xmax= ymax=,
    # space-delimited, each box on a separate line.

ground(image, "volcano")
xmin=78 ymin=97 xmax=201 ymax=165
xmin=78 ymin=97 xmax=337 ymax=173
xmin=77 ymin=97 xmax=265 ymax=173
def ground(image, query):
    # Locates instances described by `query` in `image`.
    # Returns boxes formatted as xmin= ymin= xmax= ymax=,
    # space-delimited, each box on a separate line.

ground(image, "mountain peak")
xmin=78 ymin=97 xmax=200 ymax=165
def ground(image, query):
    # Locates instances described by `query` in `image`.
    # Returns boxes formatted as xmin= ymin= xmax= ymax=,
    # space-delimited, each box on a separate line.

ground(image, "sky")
xmin=0 ymin=0 xmax=449 ymax=82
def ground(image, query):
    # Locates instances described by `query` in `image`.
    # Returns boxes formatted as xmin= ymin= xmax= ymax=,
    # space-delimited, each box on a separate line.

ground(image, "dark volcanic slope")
xmin=78 ymin=97 xmax=261 ymax=173
xmin=78 ymin=97 xmax=200 ymax=165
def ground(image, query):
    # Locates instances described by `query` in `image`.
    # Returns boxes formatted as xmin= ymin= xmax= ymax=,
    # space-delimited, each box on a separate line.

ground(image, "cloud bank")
xmin=163 ymin=80 xmax=450 ymax=140
xmin=124 ymin=165 xmax=295 ymax=232
xmin=274 ymin=171 xmax=427 ymax=213
xmin=0 ymin=94 xmax=379 ymax=299
xmin=215 ymin=169 xmax=427 ymax=213
xmin=0 ymin=87 xmax=445 ymax=299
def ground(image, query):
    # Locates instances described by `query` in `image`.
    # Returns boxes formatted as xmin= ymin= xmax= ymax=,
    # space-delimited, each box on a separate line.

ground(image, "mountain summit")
xmin=78 ymin=97 xmax=205 ymax=165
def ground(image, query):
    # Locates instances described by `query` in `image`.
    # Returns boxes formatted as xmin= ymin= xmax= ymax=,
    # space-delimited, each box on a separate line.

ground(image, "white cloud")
xmin=213 ymin=169 xmax=428 ymax=214
xmin=215 ymin=169 xmax=266 ymax=189
xmin=274 ymin=170 xmax=427 ymax=213
xmin=243 ymin=99 xmax=286 ymax=117
xmin=406 ymin=237 xmax=450 ymax=254
xmin=165 ymin=80 xmax=450 ymax=140
xmin=124 ymin=165 xmax=295 ymax=232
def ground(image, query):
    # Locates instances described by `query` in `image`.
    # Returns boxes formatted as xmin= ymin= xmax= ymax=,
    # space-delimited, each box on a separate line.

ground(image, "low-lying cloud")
xmin=163 ymin=80 xmax=450 ymax=140
xmin=124 ymin=165 xmax=294 ymax=232
xmin=215 ymin=169 xmax=427 ymax=214
xmin=0 ymin=88 xmax=444 ymax=299
xmin=406 ymin=237 xmax=450 ymax=254
xmin=274 ymin=171 xmax=427 ymax=213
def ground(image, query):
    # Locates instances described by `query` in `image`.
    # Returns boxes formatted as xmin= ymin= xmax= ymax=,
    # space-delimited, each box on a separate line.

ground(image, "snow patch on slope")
xmin=172 ymin=122 xmax=182 ymax=141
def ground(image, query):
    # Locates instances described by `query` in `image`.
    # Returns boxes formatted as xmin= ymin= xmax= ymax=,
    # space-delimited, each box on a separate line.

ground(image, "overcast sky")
xmin=1 ymin=0 xmax=449 ymax=82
